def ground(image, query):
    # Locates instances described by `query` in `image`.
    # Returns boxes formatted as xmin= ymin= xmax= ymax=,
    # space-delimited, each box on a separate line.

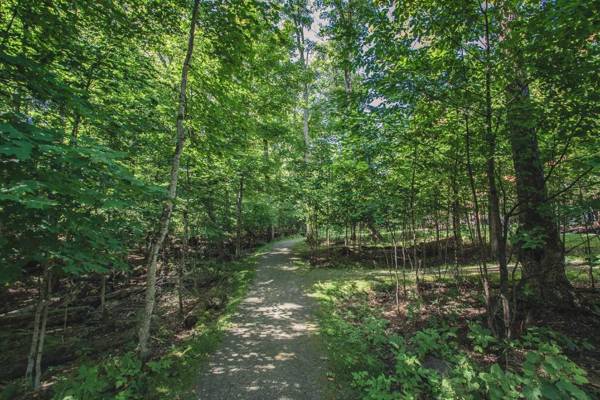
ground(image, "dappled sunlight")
xmin=243 ymin=296 xmax=264 ymax=304
xmin=197 ymin=239 xmax=326 ymax=399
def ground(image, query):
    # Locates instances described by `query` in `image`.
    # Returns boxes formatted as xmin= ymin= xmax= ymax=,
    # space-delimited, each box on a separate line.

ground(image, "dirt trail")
xmin=196 ymin=238 xmax=327 ymax=399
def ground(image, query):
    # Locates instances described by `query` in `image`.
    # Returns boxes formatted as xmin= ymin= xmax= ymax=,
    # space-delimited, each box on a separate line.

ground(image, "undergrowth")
xmin=314 ymin=280 xmax=594 ymax=400
xmin=48 ymin=242 xmax=273 ymax=400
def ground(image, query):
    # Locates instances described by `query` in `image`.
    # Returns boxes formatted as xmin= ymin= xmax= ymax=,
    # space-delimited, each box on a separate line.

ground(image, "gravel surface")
xmin=196 ymin=238 xmax=327 ymax=399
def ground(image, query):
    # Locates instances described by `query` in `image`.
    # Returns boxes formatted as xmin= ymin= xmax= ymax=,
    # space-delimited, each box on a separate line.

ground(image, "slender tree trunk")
xmin=580 ymin=189 xmax=596 ymax=289
xmin=400 ymin=218 xmax=408 ymax=297
xmin=482 ymin=3 xmax=510 ymax=336
xmin=178 ymin=209 xmax=190 ymax=319
xmin=483 ymin=6 xmax=501 ymax=260
xmin=344 ymin=67 xmax=352 ymax=95
xmin=99 ymin=274 xmax=106 ymax=319
xmin=408 ymin=148 xmax=420 ymax=296
xmin=0 ymin=2 xmax=18 ymax=51
xmin=262 ymin=139 xmax=274 ymax=241
xmin=434 ymin=195 xmax=442 ymax=263
xmin=137 ymin=0 xmax=200 ymax=360
xmin=388 ymin=226 xmax=401 ymax=312
xmin=451 ymin=176 xmax=462 ymax=247
xmin=302 ymin=82 xmax=310 ymax=161
xmin=293 ymin=16 xmax=310 ymax=162
xmin=223 ymin=187 xmax=230 ymax=258
xmin=25 ymin=267 xmax=51 ymax=390
xmin=465 ymin=112 xmax=495 ymax=335
xmin=358 ymin=222 xmax=362 ymax=252
xmin=344 ymin=223 xmax=348 ymax=247
xmin=25 ymin=276 xmax=44 ymax=384
xmin=235 ymin=174 xmax=245 ymax=258
xmin=34 ymin=286 xmax=49 ymax=389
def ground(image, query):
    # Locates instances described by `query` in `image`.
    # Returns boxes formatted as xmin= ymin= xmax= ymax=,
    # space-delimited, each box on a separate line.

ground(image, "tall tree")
xmin=137 ymin=0 xmax=200 ymax=359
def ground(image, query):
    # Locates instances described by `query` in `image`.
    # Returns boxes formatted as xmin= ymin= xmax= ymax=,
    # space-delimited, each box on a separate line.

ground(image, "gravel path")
xmin=196 ymin=238 xmax=327 ymax=399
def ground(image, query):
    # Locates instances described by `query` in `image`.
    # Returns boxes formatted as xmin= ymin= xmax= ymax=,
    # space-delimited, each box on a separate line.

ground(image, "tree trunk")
xmin=506 ymin=78 xmax=574 ymax=307
xmin=178 ymin=209 xmax=190 ymax=320
xmin=99 ymin=274 xmax=106 ymax=319
xmin=25 ymin=278 xmax=44 ymax=384
xmin=344 ymin=223 xmax=348 ymax=247
xmin=293 ymin=15 xmax=310 ymax=162
xmin=34 ymin=291 xmax=49 ymax=389
xmin=357 ymin=222 xmax=362 ymax=252
xmin=25 ymin=267 xmax=51 ymax=390
xmin=483 ymin=3 xmax=510 ymax=337
xmin=450 ymin=171 xmax=462 ymax=277
xmin=302 ymin=82 xmax=310 ymax=161
xmin=137 ymin=0 xmax=200 ymax=360
xmin=465 ymin=112 xmax=495 ymax=335
xmin=235 ymin=174 xmax=245 ymax=258
xmin=451 ymin=181 xmax=462 ymax=246
xmin=388 ymin=226 xmax=401 ymax=311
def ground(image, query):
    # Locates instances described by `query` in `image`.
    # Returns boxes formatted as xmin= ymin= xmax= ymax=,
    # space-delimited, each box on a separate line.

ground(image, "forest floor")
xmin=196 ymin=238 xmax=328 ymax=399
xmin=302 ymin=238 xmax=600 ymax=399
xmin=3 ymin=236 xmax=598 ymax=399
xmin=0 ymin=239 xmax=274 ymax=399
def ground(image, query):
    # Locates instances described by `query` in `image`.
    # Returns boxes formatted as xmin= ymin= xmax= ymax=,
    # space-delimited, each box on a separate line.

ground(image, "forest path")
xmin=196 ymin=238 xmax=328 ymax=399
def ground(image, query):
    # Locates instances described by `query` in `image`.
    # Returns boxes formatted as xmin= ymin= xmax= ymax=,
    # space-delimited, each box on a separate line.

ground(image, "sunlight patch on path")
xmin=196 ymin=239 xmax=326 ymax=400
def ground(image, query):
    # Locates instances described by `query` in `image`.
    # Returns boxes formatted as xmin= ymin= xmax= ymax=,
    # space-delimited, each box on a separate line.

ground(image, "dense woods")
xmin=1 ymin=0 xmax=599 ymax=399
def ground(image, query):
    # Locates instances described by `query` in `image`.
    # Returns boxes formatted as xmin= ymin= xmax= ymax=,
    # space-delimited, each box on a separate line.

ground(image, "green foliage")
xmin=54 ymin=352 xmax=177 ymax=400
xmin=318 ymin=282 xmax=387 ymax=373
xmin=53 ymin=353 xmax=145 ymax=400
xmin=0 ymin=116 xmax=151 ymax=282
xmin=51 ymin=242 xmax=261 ymax=399
xmin=467 ymin=322 xmax=497 ymax=353
xmin=315 ymin=280 xmax=592 ymax=400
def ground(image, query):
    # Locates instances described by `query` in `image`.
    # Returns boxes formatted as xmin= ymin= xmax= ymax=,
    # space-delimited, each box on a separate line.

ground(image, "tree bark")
xmin=263 ymin=139 xmax=276 ymax=241
xmin=506 ymin=78 xmax=574 ymax=307
xmin=25 ymin=279 xmax=43 ymax=384
xmin=99 ymin=274 xmax=106 ymax=319
xmin=293 ymin=13 xmax=310 ymax=162
xmin=34 ymin=289 xmax=49 ymax=389
xmin=178 ymin=209 xmax=190 ymax=319
xmin=483 ymin=1 xmax=510 ymax=337
xmin=137 ymin=0 xmax=200 ymax=360
xmin=235 ymin=174 xmax=245 ymax=258
xmin=25 ymin=267 xmax=51 ymax=390
xmin=302 ymin=82 xmax=310 ymax=161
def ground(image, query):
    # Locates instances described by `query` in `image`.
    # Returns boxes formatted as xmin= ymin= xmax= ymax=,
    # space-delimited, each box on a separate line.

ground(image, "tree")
xmin=137 ymin=0 xmax=200 ymax=360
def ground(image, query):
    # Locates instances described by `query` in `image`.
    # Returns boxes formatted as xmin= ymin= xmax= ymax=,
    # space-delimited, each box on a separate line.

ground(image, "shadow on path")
xmin=196 ymin=238 xmax=327 ymax=400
